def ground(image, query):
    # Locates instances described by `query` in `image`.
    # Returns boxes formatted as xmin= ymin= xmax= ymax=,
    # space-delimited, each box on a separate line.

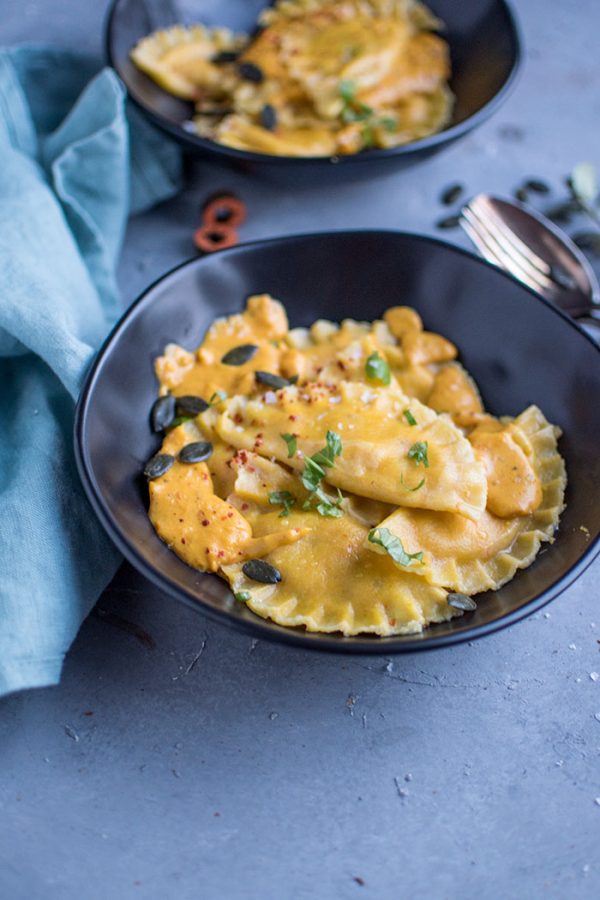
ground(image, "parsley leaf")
xmin=368 ymin=527 xmax=424 ymax=567
xmin=281 ymin=433 xmax=297 ymax=458
xmin=407 ymin=440 xmax=429 ymax=468
xmin=301 ymin=432 xmax=344 ymax=517
xmin=234 ymin=591 xmax=251 ymax=603
xmin=268 ymin=490 xmax=296 ymax=518
xmin=400 ymin=474 xmax=425 ymax=492
xmin=209 ymin=390 xmax=227 ymax=405
xmin=365 ymin=351 xmax=391 ymax=385
xmin=403 ymin=409 xmax=417 ymax=427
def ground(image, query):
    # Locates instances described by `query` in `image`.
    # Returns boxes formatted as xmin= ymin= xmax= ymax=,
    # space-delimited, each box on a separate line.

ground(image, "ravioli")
xmin=131 ymin=0 xmax=453 ymax=157
xmin=222 ymin=509 xmax=458 ymax=635
xmin=216 ymin=381 xmax=488 ymax=520
xmin=367 ymin=407 xmax=566 ymax=594
xmin=145 ymin=294 xmax=567 ymax=638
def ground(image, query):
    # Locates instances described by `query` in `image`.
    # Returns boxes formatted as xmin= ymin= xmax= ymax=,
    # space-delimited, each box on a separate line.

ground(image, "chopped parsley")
xmin=268 ymin=490 xmax=296 ymax=518
xmin=403 ymin=409 xmax=417 ymax=427
xmin=301 ymin=431 xmax=344 ymax=517
xmin=400 ymin=474 xmax=425 ymax=492
xmin=280 ymin=432 xmax=297 ymax=458
xmin=407 ymin=440 xmax=429 ymax=468
xmin=338 ymin=80 xmax=397 ymax=148
xmin=234 ymin=591 xmax=251 ymax=603
xmin=209 ymin=390 xmax=227 ymax=405
xmin=368 ymin=527 xmax=424 ymax=567
xmin=169 ymin=415 xmax=194 ymax=429
xmin=365 ymin=351 xmax=391 ymax=385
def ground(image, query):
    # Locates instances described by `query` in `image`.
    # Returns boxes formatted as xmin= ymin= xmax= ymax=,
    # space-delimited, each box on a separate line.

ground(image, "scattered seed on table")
xmin=238 ymin=62 xmax=264 ymax=83
xmin=178 ymin=441 xmax=213 ymax=464
xmin=144 ymin=453 xmax=175 ymax=480
xmin=435 ymin=214 xmax=461 ymax=230
xmin=242 ymin=559 xmax=282 ymax=584
xmin=150 ymin=395 xmax=175 ymax=432
xmin=524 ymin=178 xmax=550 ymax=194
xmin=221 ymin=344 xmax=259 ymax=365
xmin=440 ymin=183 xmax=464 ymax=206
xmin=573 ymin=231 xmax=600 ymax=257
xmin=514 ymin=187 xmax=529 ymax=203
xmin=175 ymin=395 xmax=209 ymax=416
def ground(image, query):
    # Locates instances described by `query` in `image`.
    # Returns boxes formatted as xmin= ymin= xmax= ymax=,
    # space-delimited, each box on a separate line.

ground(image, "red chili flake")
xmin=241 ymin=503 xmax=249 ymax=511
xmin=256 ymin=432 xmax=263 ymax=439
xmin=201 ymin=519 xmax=210 ymax=526
xmin=247 ymin=466 xmax=256 ymax=473
xmin=288 ymin=415 xmax=297 ymax=421
xmin=181 ymin=538 xmax=186 ymax=544
xmin=227 ymin=512 xmax=233 ymax=518
xmin=337 ymin=361 xmax=346 ymax=370
xmin=389 ymin=618 xmax=396 ymax=627
xmin=218 ymin=550 xmax=225 ymax=558
xmin=233 ymin=412 xmax=244 ymax=425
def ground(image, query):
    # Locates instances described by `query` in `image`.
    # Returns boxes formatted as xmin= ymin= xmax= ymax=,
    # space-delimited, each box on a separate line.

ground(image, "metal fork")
xmin=460 ymin=193 xmax=600 ymax=327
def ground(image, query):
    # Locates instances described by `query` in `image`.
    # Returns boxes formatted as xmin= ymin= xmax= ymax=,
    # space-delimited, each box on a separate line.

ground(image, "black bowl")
xmin=105 ymin=0 xmax=523 ymax=182
xmin=75 ymin=231 xmax=600 ymax=653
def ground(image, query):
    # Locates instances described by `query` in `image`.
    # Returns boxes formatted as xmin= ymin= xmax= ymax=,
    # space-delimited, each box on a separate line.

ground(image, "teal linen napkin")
xmin=0 ymin=45 xmax=181 ymax=696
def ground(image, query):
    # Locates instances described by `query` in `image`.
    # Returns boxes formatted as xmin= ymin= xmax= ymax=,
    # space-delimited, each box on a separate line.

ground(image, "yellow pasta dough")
xmin=146 ymin=294 xmax=567 ymax=637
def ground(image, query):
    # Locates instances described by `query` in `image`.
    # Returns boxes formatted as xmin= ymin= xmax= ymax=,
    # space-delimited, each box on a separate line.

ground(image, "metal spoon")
xmin=460 ymin=193 xmax=600 ymax=332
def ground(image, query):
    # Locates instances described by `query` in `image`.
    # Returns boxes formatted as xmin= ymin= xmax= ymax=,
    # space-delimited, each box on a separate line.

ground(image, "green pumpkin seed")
xmin=242 ymin=559 xmax=282 ymax=584
xmin=255 ymin=371 xmax=292 ymax=389
xmin=435 ymin=214 xmax=461 ymax=230
xmin=524 ymin=178 xmax=550 ymax=194
xmin=238 ymin=62 xmax=264 ymax=83
xmin=221 ymin=344 xmax=259 ymax=366
xmin=447 ymin=593 xmax=477 ymax=611
xmin=178 ymin=441 xmax=213 ymax=463
xmin=440 ymin=183 xmax=464 ymax=206
xmin=144 ymin=453 xmax=175 ymax=480
xmin=175 ymin=395 xmax=209 ymax=416
xmin=150 ymin=395 xmax=175 ymax=432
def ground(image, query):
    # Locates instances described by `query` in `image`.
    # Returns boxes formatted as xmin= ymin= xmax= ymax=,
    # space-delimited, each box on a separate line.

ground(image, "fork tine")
xmin=469 ymin=195 xmax=553 ymax=278
xmin=462 ymin=206 xmax=556 ymax=294
xmin=460 ymin=209 xmax=552 ymax=295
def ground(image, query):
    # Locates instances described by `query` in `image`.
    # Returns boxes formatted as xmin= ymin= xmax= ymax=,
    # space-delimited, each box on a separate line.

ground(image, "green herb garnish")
xmin=209 ymin=390 xmax=227 ymax=405
xmin=365 ymin=351 xmax=391 ymax=385
xmin=338 ymin=81 xmax=397 ymax=149
xmin=281 ymin=433 xmax=297 ymax=458
xmin=368 ymin=527 xmax=424 ymax=567
xmin=268 ymin=490 xmax=296 ymax=518
xmin=301 ymin=432 xmax=344 ymax=517
xmin=403 ymin=409 xmax=417 ymax=427
xmin=234 ymin=591 xmax=251 ymax=603
xmin=400 ymin=474 xmax=425 ymax=492
xmin=407 ymin=440 xmax=429 ymax=468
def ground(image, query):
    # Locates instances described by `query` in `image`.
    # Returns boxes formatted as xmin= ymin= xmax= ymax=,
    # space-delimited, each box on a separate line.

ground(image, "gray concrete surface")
xmin=2 ymin=1 xmax=600 ymax=898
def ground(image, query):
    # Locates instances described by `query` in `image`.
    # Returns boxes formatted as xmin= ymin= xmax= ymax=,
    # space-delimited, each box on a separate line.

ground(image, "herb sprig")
xmin=269 ymin=490 xmax=296 ymax=518
xmin=407 ymin=441 xmax=429 ymax=468
xmin=339 ymin=80 xmax=396 ymax=149
xmin=368 ymin=527 xmax=424 ymax=567
xmin=301 ymin=431 xmax=344 ymax=518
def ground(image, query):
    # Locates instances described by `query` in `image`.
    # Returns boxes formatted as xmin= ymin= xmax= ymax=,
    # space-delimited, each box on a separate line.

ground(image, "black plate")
xmin=75 ymin=231 xmax=600 ymax=653
xmin=105 ymin=0 xmax=522 ymax=181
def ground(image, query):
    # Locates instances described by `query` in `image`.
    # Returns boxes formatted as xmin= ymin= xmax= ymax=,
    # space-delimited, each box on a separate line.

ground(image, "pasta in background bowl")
xmin=106 ymin=0 xmax=522 ymax=177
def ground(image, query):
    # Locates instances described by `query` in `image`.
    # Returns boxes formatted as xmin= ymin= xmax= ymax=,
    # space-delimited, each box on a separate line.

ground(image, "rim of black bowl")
xmin=104 ymin=0 xmax=524 ymax=167
xmin=75 ymin=230 xmax=600 ymax=654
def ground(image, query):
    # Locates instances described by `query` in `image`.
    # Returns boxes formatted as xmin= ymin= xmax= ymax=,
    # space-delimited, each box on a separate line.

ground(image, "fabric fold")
xmin=0 ymin=45 xmax=182 ymax=696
